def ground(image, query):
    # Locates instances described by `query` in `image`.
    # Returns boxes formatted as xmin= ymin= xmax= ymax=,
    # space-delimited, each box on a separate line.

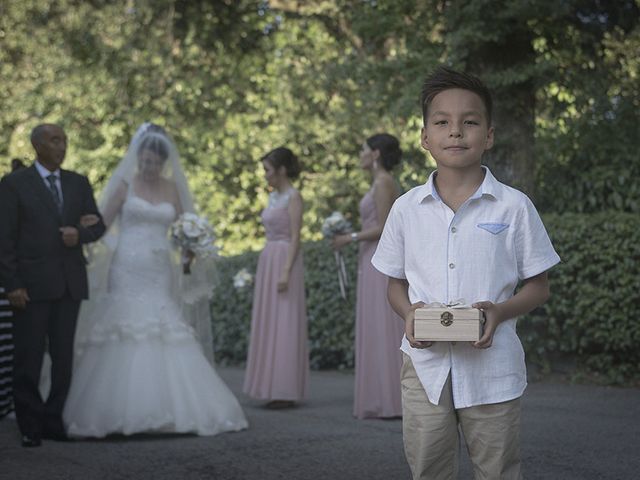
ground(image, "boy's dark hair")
xmin=366 ymin=133 xmax=402 ymax=171
xmin=262 ymin=146 xmax=301 ymax=179
xmin=420 ymin=67 xmax=493 ymax=126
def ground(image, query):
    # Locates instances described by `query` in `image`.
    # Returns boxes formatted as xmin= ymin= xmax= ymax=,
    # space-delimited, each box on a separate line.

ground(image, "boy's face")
xmin=420 ymin=88 xmax=494 ymax=170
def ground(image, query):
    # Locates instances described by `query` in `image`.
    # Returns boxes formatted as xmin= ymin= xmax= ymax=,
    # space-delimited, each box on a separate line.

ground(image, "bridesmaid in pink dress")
xmin=333 ymin=133 xmax=403 ymax=419
xmin=243 ymin=147 xmax=309 ymax=408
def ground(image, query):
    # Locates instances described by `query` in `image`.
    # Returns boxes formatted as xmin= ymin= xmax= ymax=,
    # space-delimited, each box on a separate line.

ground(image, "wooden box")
xmin=414 ymin=307 xmax=484 ymax=342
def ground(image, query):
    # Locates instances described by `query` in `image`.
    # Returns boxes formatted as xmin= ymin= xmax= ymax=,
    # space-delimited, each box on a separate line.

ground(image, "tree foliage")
xmin=1 ymin=0 xmax=639 ymax=255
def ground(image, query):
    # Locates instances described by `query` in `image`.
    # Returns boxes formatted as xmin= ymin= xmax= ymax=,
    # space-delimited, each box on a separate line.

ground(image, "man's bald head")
xmin=31 ymin=124 xmax=67 ymax=171
xmin=31 ymin=124 xmax=65 ymax=147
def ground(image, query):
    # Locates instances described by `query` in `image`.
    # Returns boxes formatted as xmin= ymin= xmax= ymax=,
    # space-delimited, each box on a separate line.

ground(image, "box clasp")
xmin=440 ymin=311 xmax=453 ymax=327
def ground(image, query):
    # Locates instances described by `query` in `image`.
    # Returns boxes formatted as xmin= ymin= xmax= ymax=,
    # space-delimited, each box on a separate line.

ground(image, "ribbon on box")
xmin=423 ymin=299 xmax=485 ymax=325
xmin=424 ymin=299 xmax=471 ymax=309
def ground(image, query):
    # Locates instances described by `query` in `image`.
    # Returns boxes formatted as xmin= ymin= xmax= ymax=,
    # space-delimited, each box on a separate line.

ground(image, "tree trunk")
xmin=483 ymin=81 xmax=536 ymax=198
xmin=450 ymin=14 xmax=538 ymax=198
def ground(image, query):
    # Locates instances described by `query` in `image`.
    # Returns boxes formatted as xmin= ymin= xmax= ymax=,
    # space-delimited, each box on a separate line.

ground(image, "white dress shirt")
xmin=372 ymin=167 xmax=560 ymax=408
xmin=35 ymin=160 xmax=63 ymax=204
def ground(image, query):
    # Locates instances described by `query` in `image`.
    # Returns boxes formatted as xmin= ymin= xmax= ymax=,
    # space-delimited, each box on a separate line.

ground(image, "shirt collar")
xmin=417 ymin=165 xmax=499 ymax=204
xmin=35 ymin=160 xmax=60 ymax=179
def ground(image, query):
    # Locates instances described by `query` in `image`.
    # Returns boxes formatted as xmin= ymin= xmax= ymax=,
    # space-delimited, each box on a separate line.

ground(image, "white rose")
xmin=183 ymin=222 xmax=200 ymax=238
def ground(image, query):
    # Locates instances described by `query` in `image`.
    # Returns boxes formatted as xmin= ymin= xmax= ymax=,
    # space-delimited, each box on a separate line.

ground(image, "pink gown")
xmin=353 ymin=188 xmax=404 ymax=419
xmin=243 ymin=190 xmax=309 ymax=401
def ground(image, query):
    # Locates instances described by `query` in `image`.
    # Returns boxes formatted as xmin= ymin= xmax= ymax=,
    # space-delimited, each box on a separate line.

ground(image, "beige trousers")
xmin=401 ymin=354 xmax=523 ymax=480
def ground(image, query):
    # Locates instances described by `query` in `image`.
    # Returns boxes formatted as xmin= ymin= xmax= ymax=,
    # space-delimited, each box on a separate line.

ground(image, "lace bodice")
xmin=262 ymin=189 xmax=295 ymax=242
xmin=267 ymin=188 xmax=293 ymax=209
xmin=107 ymin=196 xmax=178 ymax=297
xmin=118 ymin=195 xmax=176 ymax=248
xmin=74 ymin=193 xmax=194 ymax=348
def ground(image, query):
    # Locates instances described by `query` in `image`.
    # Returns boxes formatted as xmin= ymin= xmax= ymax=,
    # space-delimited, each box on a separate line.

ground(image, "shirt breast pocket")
xmin=473 ymin=223 xmax=513 ymax=262
xmin=477 ymin=223 xmax=509 ymax=235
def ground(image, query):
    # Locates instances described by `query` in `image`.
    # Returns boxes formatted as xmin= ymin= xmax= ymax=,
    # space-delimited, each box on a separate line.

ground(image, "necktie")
xmin=46 ymin=174 xmax=63 ymax=214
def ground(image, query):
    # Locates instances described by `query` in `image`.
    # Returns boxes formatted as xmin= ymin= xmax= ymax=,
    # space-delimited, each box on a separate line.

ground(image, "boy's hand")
xmin=471 ymin=301 xmax=503 ymax=349
xmin=405 ymin=301 xmax=433 ymax=349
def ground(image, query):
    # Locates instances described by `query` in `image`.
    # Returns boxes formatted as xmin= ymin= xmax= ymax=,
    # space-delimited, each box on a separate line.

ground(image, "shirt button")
xmin=449 ymin=263 xmax=455 ymax=269
xmin=451 ymin=227 xmax=457 ymax=233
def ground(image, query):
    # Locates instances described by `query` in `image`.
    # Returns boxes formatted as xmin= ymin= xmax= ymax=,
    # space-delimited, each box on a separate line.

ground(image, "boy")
xmin=372 ymin=67 xmax=560 ymax=479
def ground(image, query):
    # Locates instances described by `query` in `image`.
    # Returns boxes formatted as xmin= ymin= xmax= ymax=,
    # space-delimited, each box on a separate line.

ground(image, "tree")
xmin=1 ymin=0 xmax=638 ymax=255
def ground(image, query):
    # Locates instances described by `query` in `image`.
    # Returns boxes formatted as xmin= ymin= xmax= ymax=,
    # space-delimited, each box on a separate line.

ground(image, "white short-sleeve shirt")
xmin=372 ymin=166 xmax=560 ymax=408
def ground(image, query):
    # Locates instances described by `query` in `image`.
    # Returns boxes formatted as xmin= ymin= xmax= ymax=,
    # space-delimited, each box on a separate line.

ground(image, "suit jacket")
xmin=0 ymin=164 xmax=106 ymax=301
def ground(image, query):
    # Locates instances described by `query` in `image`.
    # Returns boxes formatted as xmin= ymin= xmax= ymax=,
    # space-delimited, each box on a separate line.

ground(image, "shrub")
xmin=210 ymin=212 xmax=640 ymax=383
xmin=210 ymin=240 xmax=358 ymax=370
xmin=520 ymin=211 xmax=640 ymax=384
xmin=210 ymin=250 xmax=260 ymax=365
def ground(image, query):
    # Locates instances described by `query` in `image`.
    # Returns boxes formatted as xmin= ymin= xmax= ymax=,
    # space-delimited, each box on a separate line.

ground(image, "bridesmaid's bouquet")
xmin=322 ymin=211 xmax=352 ymax=300
xmin=170 ymin=213 xmax=218 ymax=273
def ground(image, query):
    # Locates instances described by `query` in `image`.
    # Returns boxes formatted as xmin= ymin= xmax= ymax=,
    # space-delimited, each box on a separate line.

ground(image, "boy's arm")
xmin=388 ymin=277 xmax=431 ymax=349
xmin=472 ymin=271 xmax=551 ymax=349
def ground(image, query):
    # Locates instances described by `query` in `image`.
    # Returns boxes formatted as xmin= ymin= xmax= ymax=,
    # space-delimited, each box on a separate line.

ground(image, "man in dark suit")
xmin=0 ymin=124 xmax=106 ymax=447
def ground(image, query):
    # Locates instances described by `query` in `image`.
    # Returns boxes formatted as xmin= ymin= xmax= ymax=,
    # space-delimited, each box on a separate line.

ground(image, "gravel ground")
xmin=1 ymin=366 xmax=638 ymax=480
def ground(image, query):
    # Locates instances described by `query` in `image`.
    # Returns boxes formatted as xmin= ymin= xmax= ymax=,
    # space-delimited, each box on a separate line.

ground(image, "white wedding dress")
xmin=63 ymin=194 xmax=248 ymax=437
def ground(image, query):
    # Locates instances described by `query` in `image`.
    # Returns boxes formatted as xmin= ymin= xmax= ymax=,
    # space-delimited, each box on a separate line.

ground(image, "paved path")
xmin=1 ymin=366 xmax=639 ymax=479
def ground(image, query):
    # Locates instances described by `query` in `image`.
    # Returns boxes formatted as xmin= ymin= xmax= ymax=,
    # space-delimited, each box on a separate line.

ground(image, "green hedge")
xmin=210 ymin=212 xmax=640 ymax=383
xmin=519 ymin=212 xmax=640 ymax=383
xmin=210 ymin=240 xmax=358 ymax=370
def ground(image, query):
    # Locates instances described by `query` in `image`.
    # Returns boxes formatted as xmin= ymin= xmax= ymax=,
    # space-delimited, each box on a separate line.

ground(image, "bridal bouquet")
xmin=321 ymin=211 xmax=352 ymax=299
xmin=170 ymin=213 xmax=218 ymax=273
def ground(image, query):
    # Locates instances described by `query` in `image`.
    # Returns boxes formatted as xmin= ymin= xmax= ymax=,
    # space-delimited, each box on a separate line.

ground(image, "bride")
xmin=63 ymin=123 xmax=248 ymax=437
